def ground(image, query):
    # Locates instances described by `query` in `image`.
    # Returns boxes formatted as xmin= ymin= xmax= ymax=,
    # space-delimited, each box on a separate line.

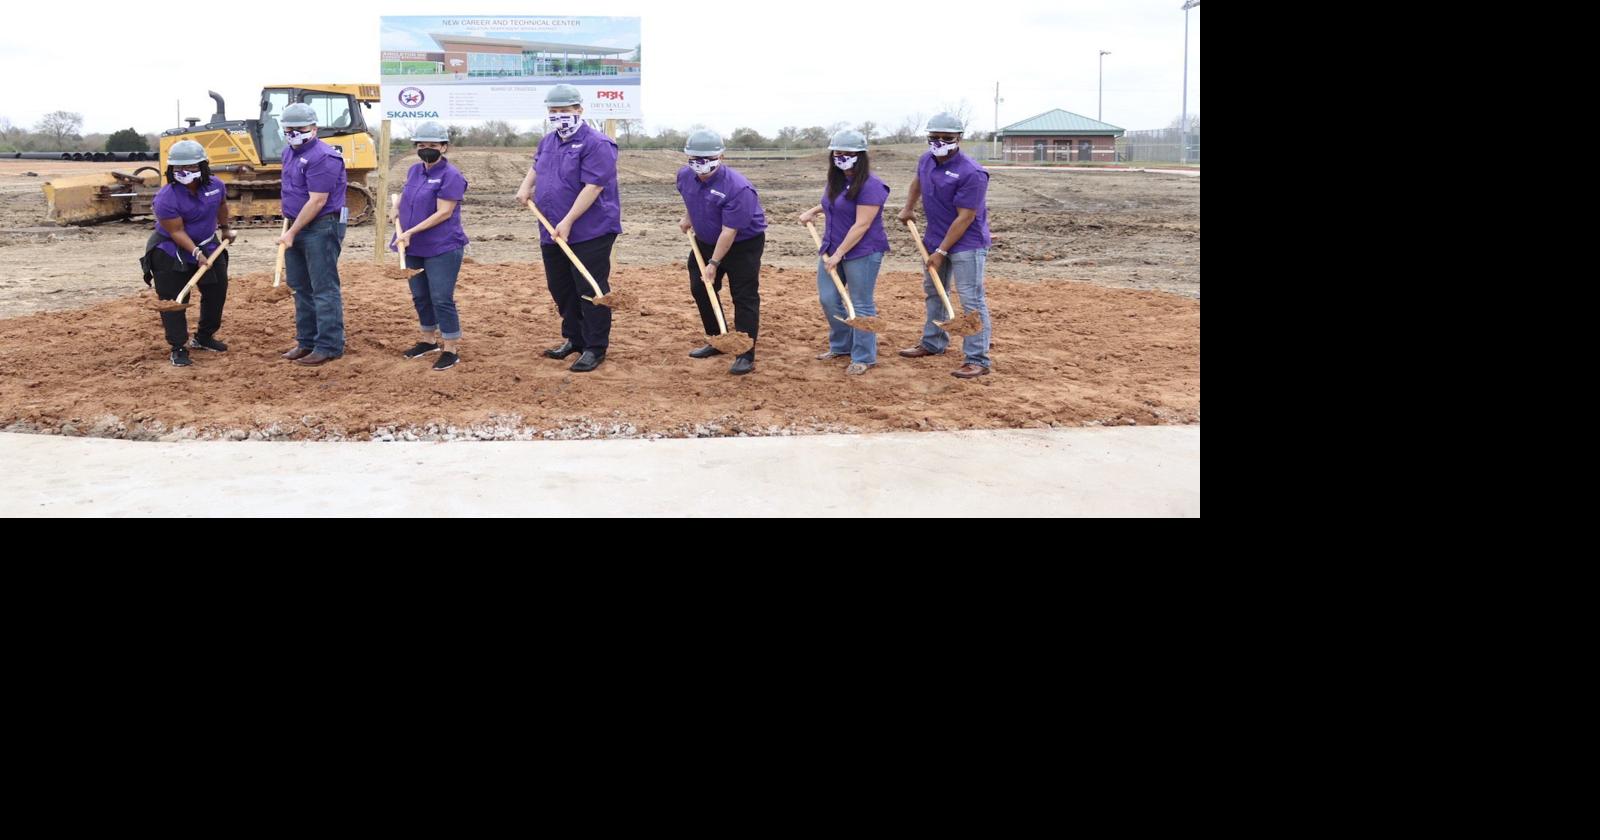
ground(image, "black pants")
xmin=540 ymin=233 xmax=616 ymax=352
xmin=688 ymin=233 xmax=763 ymax=360
xmin=151 ymin=248 xmax=228 ymax=349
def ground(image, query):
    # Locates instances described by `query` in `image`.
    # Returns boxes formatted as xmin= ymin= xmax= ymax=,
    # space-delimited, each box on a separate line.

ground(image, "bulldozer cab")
xmin=259 ymin=87 xmax=371 ymax=162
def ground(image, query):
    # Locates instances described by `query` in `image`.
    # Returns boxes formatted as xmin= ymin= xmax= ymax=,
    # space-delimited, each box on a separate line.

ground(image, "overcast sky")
xmin=1 ymin=0 xmax=1199 ymax=139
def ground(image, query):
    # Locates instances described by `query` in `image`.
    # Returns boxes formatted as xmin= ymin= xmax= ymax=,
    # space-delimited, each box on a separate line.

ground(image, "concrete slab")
xmin=2 ymin=426 xmax=1200 ymax=517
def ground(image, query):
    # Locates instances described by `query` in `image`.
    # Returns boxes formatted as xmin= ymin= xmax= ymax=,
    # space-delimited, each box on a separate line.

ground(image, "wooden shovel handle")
xmin=272 ymin=218 xmax=287 ymax=288
xmin=175 ymin=239 xmax=229 ymax=304
xmin=390 ymin=194 xmax=406 ymax=266
xmin=685 ymin=228 xmax=729 ymax=335
xmin=904 ymin=219 xmax=956 ymax=321
xmin=804 ymin=220 xmax=856 ymax=321
xmin=526 ymin=200 xmax=604 ymax=299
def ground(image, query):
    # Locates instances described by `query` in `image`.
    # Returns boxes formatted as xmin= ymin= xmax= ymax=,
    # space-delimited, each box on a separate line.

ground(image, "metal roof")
xmin=998 ymin=109 xmax=1125 ymax=136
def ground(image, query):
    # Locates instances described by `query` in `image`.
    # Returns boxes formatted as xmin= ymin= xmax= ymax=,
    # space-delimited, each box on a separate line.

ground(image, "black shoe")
xmin=170 ymin=346 xmax=192 ymax=367
xmin=543 ymin=340 xmax=582 ymax=360
xmin=403 ymin=341 xmax=441 ymax=359
xmin=729 ymin=356 xmax=755 ymax=376
xmin=432 ymin=351 xmax=459 ymax=371
xmin=190 ymin=335 xmax=228 ymax=352
xmin=689 ymin=344 xmax=724 ymax=359
xmin=570 ymin=349 xmax=605 ymax=372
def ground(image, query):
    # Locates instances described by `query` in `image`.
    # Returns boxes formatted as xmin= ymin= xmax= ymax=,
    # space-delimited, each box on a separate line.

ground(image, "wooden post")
xmin=604 ymin=120 xmax=620 ymax=269
xmin=375 ymin=119 xmax=391 ymax=264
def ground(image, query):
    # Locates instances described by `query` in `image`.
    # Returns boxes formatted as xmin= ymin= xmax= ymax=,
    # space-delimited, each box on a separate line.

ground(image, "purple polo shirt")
xmin=397 ymin=158 xmax=469 ymax=258
xmin=532 ymin=123 xmax=622 ymax=245
xmin=152 ymin=180 xmax=227 ymax=264
xmin=820 ymin=173 xmax=891 ymax=260
xmin=676 ymin=165 xmax=767 ymax=243
xmin=281 ymin=137 xmax=347 ymax=221
xmin=917 ymin=150 xmax=991 ymax=254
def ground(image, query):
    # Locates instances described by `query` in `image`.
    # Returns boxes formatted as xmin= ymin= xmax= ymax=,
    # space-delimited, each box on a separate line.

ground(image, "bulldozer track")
xmin=221 ymin=180 xmax=374 ymax=227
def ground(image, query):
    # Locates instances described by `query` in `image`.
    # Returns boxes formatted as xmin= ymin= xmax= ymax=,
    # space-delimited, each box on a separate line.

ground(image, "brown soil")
xmin=708 ymin=331 xmax=755 ymax=355
xmin=256 ymin=284 xmax=294 ymax=303
xmin=589 ymin=288 xmax=637 ymax=309
xmin=0 ymin=260 xmax=1199 ymax=440
xmin=843 ymin=316 xmax=887 ymax=333
xmin=941 ymin=311 xmax=987 ymax=337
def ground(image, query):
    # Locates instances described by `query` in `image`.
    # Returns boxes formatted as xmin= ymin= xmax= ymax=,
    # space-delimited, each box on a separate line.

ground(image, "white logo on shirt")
xmin=709 ymin=189 xmax=727 ymax=198
xmin=427 ymin=179 xmax=442 ymax=184
xmin=204 ymin=190 xmax=221 ymax=197
xmin=571 ymin=144 xmax=583 ymax=148
xmin=945 ymin=170 xmax=961 ymax=179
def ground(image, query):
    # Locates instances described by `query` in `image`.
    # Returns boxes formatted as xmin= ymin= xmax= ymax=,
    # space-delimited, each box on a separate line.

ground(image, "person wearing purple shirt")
xmin=798 ymin=129 xmax=890 ymax=376
xmin=390 ymin=122 xmax=469 ymax=372
xmin=275 ymin=102 xmax=349 ymax=367
xmin=143 ymin=140 xmax=234 ymax=368
xmin=897 ymin=112 xmax=995 ymax=379
xmin=515 ymin=85 xmax=621 ymax=373
xmin=676 ymin=129 xmax=767 ymax=375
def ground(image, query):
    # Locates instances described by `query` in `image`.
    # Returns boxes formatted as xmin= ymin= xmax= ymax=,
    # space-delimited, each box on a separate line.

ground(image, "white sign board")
xmin=380 ymin=16 xmax=642 ymax=121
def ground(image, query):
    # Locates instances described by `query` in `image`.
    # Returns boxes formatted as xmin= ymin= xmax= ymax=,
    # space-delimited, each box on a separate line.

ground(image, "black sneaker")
xmin=170 ymin=346 xmax=192 ymax=367
xmin=432 ymin=351 xmax=459 ymax=371
xmin=403 ymin=341 xmax=441 ymax=359
xmin=189 ymin=335 xmax=228 ymax=352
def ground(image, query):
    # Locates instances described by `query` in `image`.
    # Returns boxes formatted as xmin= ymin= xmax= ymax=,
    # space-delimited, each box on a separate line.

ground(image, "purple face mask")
xmin=284 ymin=128 xmax=314 ymax=147
xmin=832 ymin=154 xmax=858 ymax=171
xmin=928 ymin=138 xmax=959 ymax=157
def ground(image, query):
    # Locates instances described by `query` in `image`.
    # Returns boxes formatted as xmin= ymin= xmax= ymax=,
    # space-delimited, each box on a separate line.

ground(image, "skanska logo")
xmin=388 ymin=111 xmax=442 ymax=119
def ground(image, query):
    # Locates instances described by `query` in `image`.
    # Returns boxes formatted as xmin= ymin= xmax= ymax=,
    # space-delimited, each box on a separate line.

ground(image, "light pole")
xmin=1099 ymin=51 xmax=1111 ymax=122
xmin=1181 ymin=0 xmax=1199 ymax=164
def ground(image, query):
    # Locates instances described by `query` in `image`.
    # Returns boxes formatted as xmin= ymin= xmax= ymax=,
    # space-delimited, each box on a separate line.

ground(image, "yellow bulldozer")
xmin=44 ymin=84 xmax=382 ymax=227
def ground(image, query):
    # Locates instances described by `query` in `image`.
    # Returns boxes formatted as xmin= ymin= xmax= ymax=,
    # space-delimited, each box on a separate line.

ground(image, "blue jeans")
xmin=283 ymin=214 xmax=346 ymax=355
xmin=407 ymin=248 xmax=464 ymax=340
xmin=817 ymin=251 xmax=883 ymax=365
xmin=920 ymin=248 xmax=992 ymax=369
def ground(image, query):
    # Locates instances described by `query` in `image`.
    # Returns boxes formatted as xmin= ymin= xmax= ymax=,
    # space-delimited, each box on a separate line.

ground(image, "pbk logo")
xmin=399 ymin=87 xmax=425 ymax=107
xmin=597 ymin=90 xmax=625 ymax=101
